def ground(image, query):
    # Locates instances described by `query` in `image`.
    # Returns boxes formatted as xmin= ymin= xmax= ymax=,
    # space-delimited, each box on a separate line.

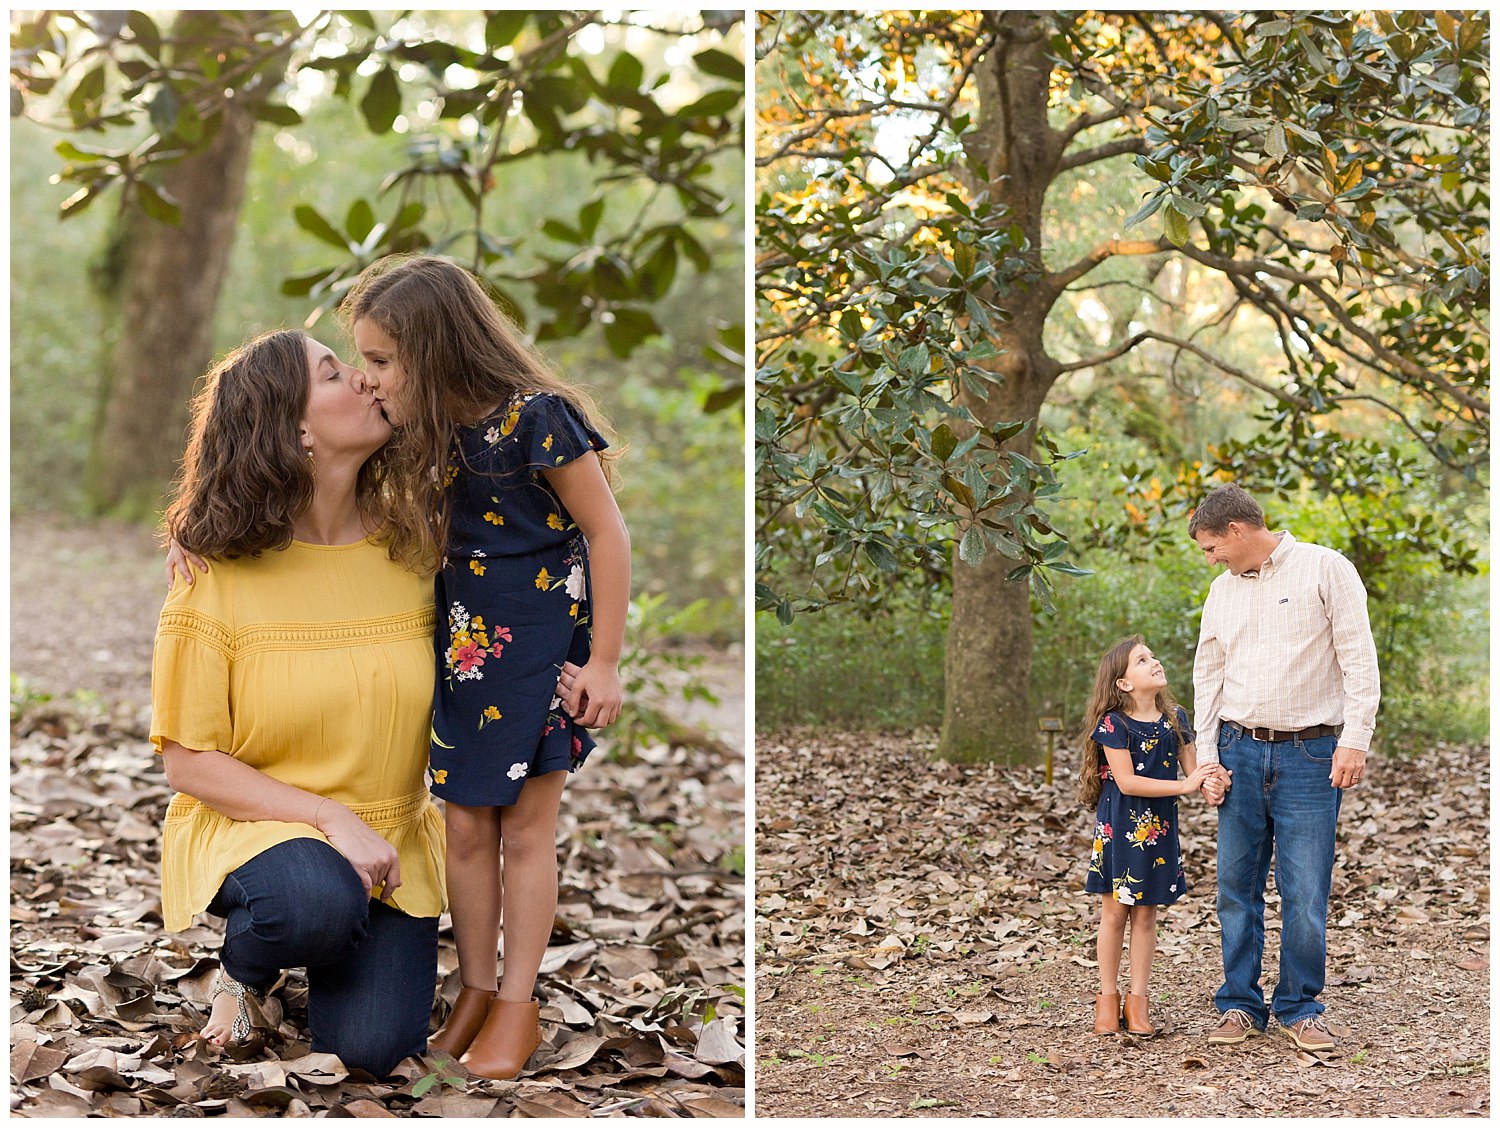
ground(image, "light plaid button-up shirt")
xmin=1193 ymin=530 xmax=1381 ymax=759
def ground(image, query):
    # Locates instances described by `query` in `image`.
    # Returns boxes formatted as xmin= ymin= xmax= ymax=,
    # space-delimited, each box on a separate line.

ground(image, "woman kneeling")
xmin=151 ymin=330 xmax=443 ymax=1076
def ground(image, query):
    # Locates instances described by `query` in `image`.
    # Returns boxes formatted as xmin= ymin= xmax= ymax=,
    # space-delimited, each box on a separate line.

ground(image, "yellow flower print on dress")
xmin=500 ymin=406 xmax=521 ymax=437
xmin=432 ymin=769 xmax=448 ymax=784
xmin=1128 ymin=809 xmax=1168 ymax=850
xmin=470 ymin=559 xmax=486 ymax=576
xmin=535 ymin=567 xmax=552 ymax=590
xmin=479 ymin=705 xmax=503 ymax=731
xmin=542 ymin=433 xmax=554 ymax=452
xmin=546 ymin=512 xmax=566 ymax=531
xmin=484 ymin=510 xmax=504 ymax=526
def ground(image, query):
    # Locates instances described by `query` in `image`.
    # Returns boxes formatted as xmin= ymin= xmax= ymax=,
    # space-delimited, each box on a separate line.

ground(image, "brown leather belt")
xmin=1224 ymin=720 xmax=1342 ymax=743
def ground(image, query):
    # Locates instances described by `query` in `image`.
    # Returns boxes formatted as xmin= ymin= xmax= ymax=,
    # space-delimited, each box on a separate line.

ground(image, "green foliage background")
xmin=758 ymin=413 xmax=1488 ymax=749
xmin=11 ymin=67 xmax=744 ymax=640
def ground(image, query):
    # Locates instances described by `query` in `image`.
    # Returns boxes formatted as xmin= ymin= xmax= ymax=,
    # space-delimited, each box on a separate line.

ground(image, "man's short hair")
xmin=1188 ymin=483 xmax=1266 ymax=538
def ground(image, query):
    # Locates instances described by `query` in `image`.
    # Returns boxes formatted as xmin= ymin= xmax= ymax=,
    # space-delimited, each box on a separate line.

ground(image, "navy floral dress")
xmin=429 ymin=392 xmax=608 ymax=807
xmin=1085 ymin=708 xmax=1193 ymax=906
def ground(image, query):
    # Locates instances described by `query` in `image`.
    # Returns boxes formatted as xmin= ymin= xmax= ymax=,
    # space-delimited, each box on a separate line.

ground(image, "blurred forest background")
xmin=10 ymin=11 xmax=747 ymax=1117
xmin=13 ymin=8 xmax=744 ymax=649
xmin=753 ymin=14 xmax=1486 ymax=1114
xmin=756 ymin=11 xmax=1488 ymax=753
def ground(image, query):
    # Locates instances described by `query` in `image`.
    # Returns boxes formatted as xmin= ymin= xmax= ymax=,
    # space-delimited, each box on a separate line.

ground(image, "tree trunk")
xmin=939 ymin=12 xmax=1064 ymax=763
xmin=85 ymin=102 xmax=258 ymax=519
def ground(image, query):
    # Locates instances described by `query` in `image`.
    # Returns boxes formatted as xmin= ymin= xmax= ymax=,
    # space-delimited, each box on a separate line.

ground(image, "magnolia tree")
xmin=13 ymin=9 xmax=744 ymax=516
xmin=755 ymin=10 xmax=1488 ymax=762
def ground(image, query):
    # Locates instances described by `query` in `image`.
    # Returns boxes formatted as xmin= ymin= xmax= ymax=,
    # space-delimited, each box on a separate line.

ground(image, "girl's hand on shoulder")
xmin=317 ymin=802 xmax=402 ymax=902
xmin=560 ymin=659 xmax=623 ymax=728
xmin=166 ymin=538 xmax=209 ymax=589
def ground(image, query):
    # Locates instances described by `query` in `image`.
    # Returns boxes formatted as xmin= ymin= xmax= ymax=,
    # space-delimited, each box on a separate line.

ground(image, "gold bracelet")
xmin=313 ymin=796 xmax=332 ymax=833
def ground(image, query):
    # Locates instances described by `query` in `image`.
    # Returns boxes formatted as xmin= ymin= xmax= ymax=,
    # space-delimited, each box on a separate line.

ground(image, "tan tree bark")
xmin=85 ymin=103 xmax=258 ymax=518
xmin=940 ymin=12 xmax=1066 ymax=762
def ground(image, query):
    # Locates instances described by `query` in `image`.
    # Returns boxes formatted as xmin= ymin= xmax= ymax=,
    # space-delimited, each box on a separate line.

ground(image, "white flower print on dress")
xmin=564 ymin=563 xmax=586 ymax=601
xmin=449 ymin=601 xmax=471 ymax=631
xmin=484 ymin=426 xmax=500 ymax=444
xmin=507 ymin=762 xmax=529 ymax=781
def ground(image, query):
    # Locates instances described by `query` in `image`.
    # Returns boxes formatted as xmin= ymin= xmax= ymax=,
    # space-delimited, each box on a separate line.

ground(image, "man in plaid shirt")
xmin=1189 ymin=484 xmax=1380 ymax=1055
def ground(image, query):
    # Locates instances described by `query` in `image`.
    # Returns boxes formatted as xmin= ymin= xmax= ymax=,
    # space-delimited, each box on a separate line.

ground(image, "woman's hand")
xmin=166 ymin=538 xmax=209 ymax=588
xmin=318 ymin=802 xmax=402 ymax=901
xmin=556 ymin=659 xmax=623 ymax=727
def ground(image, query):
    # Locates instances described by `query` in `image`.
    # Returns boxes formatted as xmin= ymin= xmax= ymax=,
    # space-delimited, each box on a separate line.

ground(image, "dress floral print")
xmin=1084 ymin=708 xmax=1193 ymax=906
xmin=427 ymin=392 xmax=608 ymax=807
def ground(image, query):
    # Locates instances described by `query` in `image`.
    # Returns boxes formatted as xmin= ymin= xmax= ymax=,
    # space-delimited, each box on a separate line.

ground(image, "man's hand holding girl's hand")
xmin=555 ymin=660 xmax=623 ymax=727
xmin=1181 ymin=763 xmax=1217 ymax=796
xmin=1199 ymin=763 xmax=1232 ymax=806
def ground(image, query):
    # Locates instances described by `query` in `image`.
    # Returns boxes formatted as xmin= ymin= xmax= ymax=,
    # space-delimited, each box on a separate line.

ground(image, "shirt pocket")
xmin=1276 ymin=590 xmax=1326 ymax=636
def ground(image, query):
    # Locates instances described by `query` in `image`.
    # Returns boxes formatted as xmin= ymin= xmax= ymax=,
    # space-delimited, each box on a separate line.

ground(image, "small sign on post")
xmin=1038 ymin=716 xmax=1064 ymax=785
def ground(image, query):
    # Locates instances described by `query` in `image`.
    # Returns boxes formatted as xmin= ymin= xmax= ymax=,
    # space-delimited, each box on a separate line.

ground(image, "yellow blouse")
xmin=150 ymin=537 xmax=445 ymax=931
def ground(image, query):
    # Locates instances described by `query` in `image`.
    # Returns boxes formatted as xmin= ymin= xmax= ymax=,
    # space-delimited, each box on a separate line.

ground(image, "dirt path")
xmin=754 ymin=730 xmax=1489 ymax=1118
xmin=9 ymin=512 xmax=164 ymax=716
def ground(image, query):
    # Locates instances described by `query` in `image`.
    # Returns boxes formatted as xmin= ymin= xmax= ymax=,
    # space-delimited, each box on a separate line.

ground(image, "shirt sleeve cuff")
xmin=1339 ymin=725 xmax=1373 ymax=752
xmin=1196 ymin=722 xmax=1220 ymax=763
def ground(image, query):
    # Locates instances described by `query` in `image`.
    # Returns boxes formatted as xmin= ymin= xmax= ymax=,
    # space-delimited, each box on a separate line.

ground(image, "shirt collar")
xmin=1243 ymin=530 xmax=1294 ymax=579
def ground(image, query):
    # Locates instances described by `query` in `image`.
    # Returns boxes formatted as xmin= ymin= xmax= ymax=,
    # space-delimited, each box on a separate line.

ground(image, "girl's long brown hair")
xmin=1076 ymin=635 xmax=1186 ymax=808
xmin=163 ymin=330 xmax=395 ymax=559
xmin=340 ymin=254 xmax=616 ymax=571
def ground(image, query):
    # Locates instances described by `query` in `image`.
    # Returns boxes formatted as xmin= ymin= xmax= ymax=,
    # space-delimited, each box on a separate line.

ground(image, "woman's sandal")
xmin=205 ymin=971 xmax=256 ymax=1045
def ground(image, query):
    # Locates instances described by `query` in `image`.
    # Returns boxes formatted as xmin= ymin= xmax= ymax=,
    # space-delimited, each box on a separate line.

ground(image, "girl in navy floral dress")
xmin=348 ymin=256 xmax=630 ymax=1081
xmin=1077 ymin=636 xmax=1222 ymax=1037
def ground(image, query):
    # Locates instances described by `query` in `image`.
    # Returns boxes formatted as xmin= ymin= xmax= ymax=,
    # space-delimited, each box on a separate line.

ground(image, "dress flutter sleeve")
xmin=519 ymin=393 xmax=607 ymax=470
xmin=1093 ymin=712 xmax=1128 ymax=749
xmin=150 ymin=601 xmax=232 ymax=755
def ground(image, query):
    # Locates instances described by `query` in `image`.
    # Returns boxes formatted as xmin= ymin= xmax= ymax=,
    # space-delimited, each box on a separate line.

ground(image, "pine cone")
xmin=19 ymin=986 xmax=48 ymax=1012
xmin=197 ymin=1072 xmax=246 ymax=1101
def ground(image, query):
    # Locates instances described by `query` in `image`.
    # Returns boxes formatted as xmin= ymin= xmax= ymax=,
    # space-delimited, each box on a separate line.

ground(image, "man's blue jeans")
xmin=1214 ymin=725 xmax=1342 ymax=1029
xmin=206 ymin=837 xmax=437 ymax=1076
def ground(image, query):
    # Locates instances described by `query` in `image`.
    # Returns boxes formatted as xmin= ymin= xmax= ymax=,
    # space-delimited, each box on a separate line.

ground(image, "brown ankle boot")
xmin=1094 ymin=992 xmax=1122 ymax=1034
xmin=428 ymin=986 xmax=497 ymax=1058
xmin=460 ymin=998 xmax=542 ymax=1080
xmin=1122 ymin=992 xmax=1156 ymax=1036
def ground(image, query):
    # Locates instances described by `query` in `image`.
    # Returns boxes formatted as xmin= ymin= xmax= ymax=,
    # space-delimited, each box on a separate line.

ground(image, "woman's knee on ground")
xmin=318 ymin=1020 xmax=425 ymax=1079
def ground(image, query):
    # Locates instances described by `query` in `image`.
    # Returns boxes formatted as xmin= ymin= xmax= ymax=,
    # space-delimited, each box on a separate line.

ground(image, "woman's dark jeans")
xmin=206 ymin=837 xmax=436 ymax=1076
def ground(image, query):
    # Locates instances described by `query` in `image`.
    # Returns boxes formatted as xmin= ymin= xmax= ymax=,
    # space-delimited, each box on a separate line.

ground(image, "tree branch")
xmin=1043 ymin=237 xmax=1167 ymax=302
xmin=1057 ymin=135 xmax=1146 ymax=173
xmin=1058 ymin=328 xmax=1309 ymax=408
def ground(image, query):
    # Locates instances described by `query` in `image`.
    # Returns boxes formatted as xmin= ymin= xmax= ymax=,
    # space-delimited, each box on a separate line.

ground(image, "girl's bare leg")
xmin=497 ymin=771 xmax=568 ymax=1002
xmin=1127 ymin=904 xmax=1158 ymax=996
xmin=444 ymin=802 xmax=503 ymax=991
xmin=1097 ymin=897 xmax=1128 ymax=994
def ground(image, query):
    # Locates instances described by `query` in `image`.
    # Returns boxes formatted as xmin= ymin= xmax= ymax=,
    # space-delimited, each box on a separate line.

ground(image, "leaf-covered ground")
xmin=755 ymin=730 xmax=1489 ymax=1118
xmin=10 ymin=513 xmax=745 ymax=1117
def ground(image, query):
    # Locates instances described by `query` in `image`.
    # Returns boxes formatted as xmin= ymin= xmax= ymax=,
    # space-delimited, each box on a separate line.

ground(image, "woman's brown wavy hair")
xmin=1076 ymin=635 xmax=1185 ymax=808
xmin=340 ymin=254 xmax=616 ymax=570
xmin=163 ymin=329 xmax=396 ymax=559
